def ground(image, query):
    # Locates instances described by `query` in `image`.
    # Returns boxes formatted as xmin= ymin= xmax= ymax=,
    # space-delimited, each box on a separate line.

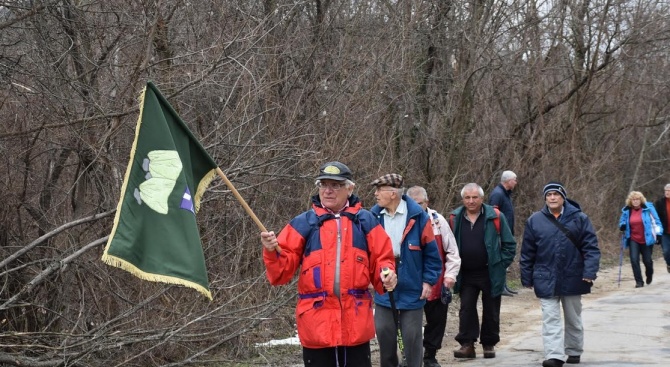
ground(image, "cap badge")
xmin=323 ymin=165 xmax=341 ymax=174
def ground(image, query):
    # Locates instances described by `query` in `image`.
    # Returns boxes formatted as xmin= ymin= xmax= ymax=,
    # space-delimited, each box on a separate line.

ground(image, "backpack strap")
xmin=492 ymin=207 xmax=501 ymax=234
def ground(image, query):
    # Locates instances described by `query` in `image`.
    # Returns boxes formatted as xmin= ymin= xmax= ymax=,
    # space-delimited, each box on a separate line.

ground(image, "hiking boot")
xmin=505 ymin=284 xmax=518 ymax=294
xmin=483 ymin=345 xmax=495 ymax=358
xmin=566 ymin=355 xmax=581 ymax=364
xmin=542 ymin=359 xmax=565 ymax=367
xmin=646 ymin=274 xmax=652 ymax=285
xmin=453 ymin=343 xmax=475 ymax=358
xmin=423 ymin=348 xmax=440 ymax=367
xmin=635 ymin=282 xmax=644 ymax=288
xmin=502 ymin=287 xmax=514 ymax=297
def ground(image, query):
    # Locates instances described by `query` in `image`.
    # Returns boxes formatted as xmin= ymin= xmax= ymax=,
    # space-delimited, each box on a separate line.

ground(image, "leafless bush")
xmin=1 ymin=0 xmax=669 ymax=365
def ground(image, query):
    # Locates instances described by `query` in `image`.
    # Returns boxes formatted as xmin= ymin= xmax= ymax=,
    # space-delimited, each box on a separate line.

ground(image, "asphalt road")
xmin=460 ymin=263 xmax=670 ymax=366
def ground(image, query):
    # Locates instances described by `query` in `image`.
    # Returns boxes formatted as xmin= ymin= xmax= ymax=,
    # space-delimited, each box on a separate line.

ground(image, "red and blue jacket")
xmin=263 ymin=194 xmax=395 ymax=348
xmin=371 ymin=195 xmax=442 ymax=310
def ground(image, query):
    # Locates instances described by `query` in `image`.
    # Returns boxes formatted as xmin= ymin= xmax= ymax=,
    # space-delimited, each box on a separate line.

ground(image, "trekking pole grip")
xmin=381 ymin=267 xmax=395 ymax=292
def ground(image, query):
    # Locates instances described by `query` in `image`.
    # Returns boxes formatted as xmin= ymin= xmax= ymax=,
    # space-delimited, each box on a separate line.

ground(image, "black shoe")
xmin=646 ymin=274 xmax=652 ymax=285
xmin=635 ymin=282 xmax=644 ymax=288
xmin=505 ymin=285 xmax=518 ymax=294
xmin=423 ymin=358 xmax=441 ymax=367
xmin=502 ymin=288 xmax=514 ymax=297
xmin=542 ymin=359 xmax=565 ymax=367
xmin=566 ymin=355 xmax=580 ymax=364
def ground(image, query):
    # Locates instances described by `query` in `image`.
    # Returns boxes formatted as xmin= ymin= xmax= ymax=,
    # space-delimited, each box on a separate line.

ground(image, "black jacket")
xmin=654 ymin=196 xmax=669 ymax=235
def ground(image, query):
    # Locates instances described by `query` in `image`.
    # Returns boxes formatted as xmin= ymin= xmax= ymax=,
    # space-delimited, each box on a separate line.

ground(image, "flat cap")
xmin=370 ymin=173 xmax=404 ymax=188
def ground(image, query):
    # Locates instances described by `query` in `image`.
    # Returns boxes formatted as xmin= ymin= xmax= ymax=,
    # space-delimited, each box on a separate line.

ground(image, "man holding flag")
xmin=261 ymin=161 xmax=397 ymax=367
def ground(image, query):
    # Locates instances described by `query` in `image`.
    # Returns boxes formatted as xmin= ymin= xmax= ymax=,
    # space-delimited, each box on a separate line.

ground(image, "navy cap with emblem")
xmin=316 ymin=161 xmax=353 ymax=181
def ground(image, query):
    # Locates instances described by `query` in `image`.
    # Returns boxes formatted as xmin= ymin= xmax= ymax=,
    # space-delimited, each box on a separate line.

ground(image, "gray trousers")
xmin=540 ymin=296 xmax=584 ymax=361
xmin=374 ymin=305 xmax=423 ymax=367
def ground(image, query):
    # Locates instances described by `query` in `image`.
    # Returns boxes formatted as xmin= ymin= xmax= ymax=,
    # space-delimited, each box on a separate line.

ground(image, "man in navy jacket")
xmin=520 ymin=182 xmax=600 ymax=367
xmin=489 ymin=170 xmax=518 ymax=296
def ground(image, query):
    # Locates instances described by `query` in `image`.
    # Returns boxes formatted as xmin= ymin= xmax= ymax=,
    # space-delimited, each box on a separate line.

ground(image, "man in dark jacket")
xmin=489 ymin=170 xmax=518 ymax=296
xmin=370 ymin=173 xmax=442 ymax=367
xmin=451 ymin=183 xmax=516 ymax=360
xmin=520 ymin=182 xmax=601 ymax=367
xmin=653 ymin=183 xmax=670 ymax=273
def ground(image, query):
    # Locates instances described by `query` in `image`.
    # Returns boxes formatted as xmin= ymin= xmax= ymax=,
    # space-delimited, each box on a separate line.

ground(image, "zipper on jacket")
xmin=334 ymin=214 xmax=342 ymax=300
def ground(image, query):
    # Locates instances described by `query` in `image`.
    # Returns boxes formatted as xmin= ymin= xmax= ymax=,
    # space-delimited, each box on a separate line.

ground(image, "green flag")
xmin=102 ymin=82 xmax=217 ymax=300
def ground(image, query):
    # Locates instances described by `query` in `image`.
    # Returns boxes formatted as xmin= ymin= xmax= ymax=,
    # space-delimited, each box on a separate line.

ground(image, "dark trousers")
xmin=423 ymin=299 xmax=449 ymax=358
xmin=662 ymin=233 xmax=670 ymax=266
xmin=455 ymin=271 xmax=502 ymax=347
xmin=629 ymin=240 xmax=653 ymax=284
xmin=302 ymin=342 xmax=371 ymax=367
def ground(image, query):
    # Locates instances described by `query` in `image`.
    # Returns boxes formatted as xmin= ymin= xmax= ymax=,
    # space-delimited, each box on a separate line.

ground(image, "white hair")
xmin=665 ymin=183 xmax=670 ymax=190
xmin=407 ymin=186 xmax=428 ymax=201
xmin=501 ymin=170 xmax=517 ymax=183
xmin=461 ymin=183 xmax=484 ymax=198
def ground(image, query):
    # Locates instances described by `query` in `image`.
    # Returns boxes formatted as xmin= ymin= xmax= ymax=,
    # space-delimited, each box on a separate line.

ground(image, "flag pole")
xmin=216 ymin=168 xmax=267 ymax=232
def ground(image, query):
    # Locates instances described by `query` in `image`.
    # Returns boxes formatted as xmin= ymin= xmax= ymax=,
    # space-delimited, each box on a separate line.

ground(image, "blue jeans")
xmin=628 ymin=240 xmax=653 ymax=284
xmin=661 ymin=233 xmax=670 ymax=268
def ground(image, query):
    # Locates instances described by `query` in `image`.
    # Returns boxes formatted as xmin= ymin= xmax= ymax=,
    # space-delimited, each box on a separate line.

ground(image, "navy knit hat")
xmin=543 ymin=181 xmax=567 ymax=200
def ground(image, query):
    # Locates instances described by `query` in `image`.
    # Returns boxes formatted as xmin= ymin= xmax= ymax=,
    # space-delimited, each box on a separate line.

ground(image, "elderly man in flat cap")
xmin=261 ymin=161 xmax=398 ymax=367
xmin=370 ymin=173 xmax=442 ymax=367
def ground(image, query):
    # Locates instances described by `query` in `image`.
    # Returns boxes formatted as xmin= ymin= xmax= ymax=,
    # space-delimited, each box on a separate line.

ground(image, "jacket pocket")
xmin=299 ymin=255 xmax=322 ymax=292
xmin=342 ymin=294 xmax=374 ymax=344
xmin=296 ymin=295 xmax=329 ymax=347
xmin=352 ymin=248 xmax=371 ymax=289
xmin=532 ymin=269 xmax=555 ymax=297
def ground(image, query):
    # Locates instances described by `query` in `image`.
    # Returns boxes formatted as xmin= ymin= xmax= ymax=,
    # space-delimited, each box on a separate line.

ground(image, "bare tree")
xmin=1 ymin=0 xmax=669 ymax=365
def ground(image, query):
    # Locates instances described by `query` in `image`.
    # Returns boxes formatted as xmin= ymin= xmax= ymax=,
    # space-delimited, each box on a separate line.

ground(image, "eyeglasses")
xmin=317 ymin=182 xmax=346 ymax=191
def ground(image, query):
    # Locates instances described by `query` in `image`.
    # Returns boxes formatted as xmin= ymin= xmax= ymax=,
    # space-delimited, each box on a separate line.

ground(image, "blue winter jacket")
xmin=371 ymin=195 xmax=442 ymax=310
xmin=618 ymin=202 xmax=663 ymax=247
xmin=489 ymin=183 xmax=515 ymax=235
xmin=520 ymin=199 xmax=601 ymax=298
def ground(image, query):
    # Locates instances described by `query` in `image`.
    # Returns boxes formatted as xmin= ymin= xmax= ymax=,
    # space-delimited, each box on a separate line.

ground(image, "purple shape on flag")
xmin=181 ymin=186 xmax=195 ymax=213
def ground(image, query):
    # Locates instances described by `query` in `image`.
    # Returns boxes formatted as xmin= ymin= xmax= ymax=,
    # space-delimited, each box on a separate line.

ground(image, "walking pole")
xmin=617 ymin=233 xmax=625 ymax=287
xmin=382 ymin=268 xmax=406 ymax=367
